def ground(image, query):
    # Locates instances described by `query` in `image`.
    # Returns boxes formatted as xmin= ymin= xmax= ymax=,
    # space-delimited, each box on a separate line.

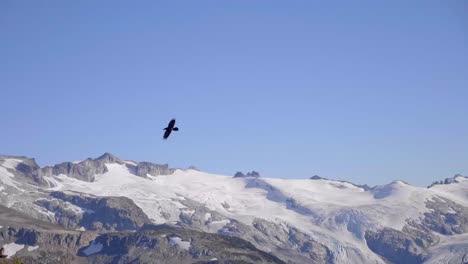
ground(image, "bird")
xmin=163 ymin=118 xmax=179 ymax=139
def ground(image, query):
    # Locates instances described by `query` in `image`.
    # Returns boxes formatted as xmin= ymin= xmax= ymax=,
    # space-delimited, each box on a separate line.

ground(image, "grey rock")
xmin=422 ymin=196 xmax=468 ymax=235
xmin=173 ymin=197 xmax=332 ymax=264
xmin=34 ymin=198 xmax=83 ymax=229
xmin=365 ymin=228 xmax=425 ymax=264
xmin=187 ymin=166 xmax=199 ymax=171
xmin=309 ymin=175 xmax=324 ymax=180
xmin=363 ymin=196 xmax=459 ymax=264
xmin=234 ymin=172 xmax=245 ymax=178
xmin=80 ymin=226 xmax=286 ymax=264
xmin=234 ymin=171 xmax=260 ymax=178
xmin=365 ymin=221 xmax=439 ymax=264
xmin=94 ymin=152 xmax=123 ymax=164
xmin=127 ymin=162 xmax=175 ymax=178
xmin=41 ymin=191 xmax=152 ymax=231
xmin=252 ymin=219 xmax=332 ymax=264
xmin=0 ymin=156 xmax=47 ymax=187
xmin=40 ymin=159 xmax=108 ymax=182
xmin=0 ymin=204 xmax=63 ymax=231
xmin=1 ymin=153 xmax=177 ymax=184
xmin=1 ymin=204 xmax=285 ymax=264
xmin=9 ymin=152 xmax=178 ymax=183
xmin=247 ymin=171 xmax=260 ymax=177
xmin=428 ymin=174 xmax=467 ymax=188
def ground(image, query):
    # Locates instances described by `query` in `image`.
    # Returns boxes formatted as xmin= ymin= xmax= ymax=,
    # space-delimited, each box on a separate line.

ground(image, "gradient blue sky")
xmin=1 ymin=1 xmax=467 ymax=186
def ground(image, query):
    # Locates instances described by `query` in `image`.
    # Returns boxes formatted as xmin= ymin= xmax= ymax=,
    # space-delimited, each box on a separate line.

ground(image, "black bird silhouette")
xmin=163 ymin=119 xmax=179 ymax=139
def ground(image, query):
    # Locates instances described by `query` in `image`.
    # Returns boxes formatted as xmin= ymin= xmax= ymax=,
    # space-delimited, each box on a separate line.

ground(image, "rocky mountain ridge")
xmin=1 ymin=153 xmax=468 ymax=263
xmin=0 ymin=204 xmax=283 ymax=264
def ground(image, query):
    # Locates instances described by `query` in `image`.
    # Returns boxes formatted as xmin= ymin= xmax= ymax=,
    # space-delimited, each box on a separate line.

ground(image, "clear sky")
xmin=1 ymin=1 xmax=467 ymax=186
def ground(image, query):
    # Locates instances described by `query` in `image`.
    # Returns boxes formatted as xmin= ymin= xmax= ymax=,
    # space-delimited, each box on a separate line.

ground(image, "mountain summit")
xmin=1 ymin=154 xmax=467 ymax=263
xmin=95 ymin=152 xmax=122 ymax=163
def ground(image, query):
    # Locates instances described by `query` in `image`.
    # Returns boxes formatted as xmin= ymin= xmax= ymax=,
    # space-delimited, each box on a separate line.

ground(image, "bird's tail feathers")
xmin=173 ymin=127 xmax=179 ymax=131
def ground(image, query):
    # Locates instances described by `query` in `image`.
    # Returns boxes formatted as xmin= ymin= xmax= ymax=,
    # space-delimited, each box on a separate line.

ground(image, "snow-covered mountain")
xmin=1 ymin=153 xmax=467 ymax=263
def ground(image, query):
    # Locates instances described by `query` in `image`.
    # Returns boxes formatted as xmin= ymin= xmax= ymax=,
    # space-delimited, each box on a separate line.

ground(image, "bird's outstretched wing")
xmin=163 ymin=129 xmax=172 ymax=139
xmin=167 ymin=119 xmax=176 ymax=129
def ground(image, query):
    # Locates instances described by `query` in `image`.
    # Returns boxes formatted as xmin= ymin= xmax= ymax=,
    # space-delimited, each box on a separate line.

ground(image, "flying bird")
xmin=163 ymin=119 xmax=179 ymax=139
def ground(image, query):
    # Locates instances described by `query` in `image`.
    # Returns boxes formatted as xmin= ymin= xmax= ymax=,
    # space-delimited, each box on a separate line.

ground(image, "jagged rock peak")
xmin=187 ymin=165 xmax=199 ymax=171
xmin=310 ymin=175 xmax=326 ymax=180
xmin=234 ymin=171 xmax=245 ymax=178
xmin=95 ymin=152 xmax=122 ymax=163
xmin=233 ymin=171 xmax=260 ymax=178
xmin=247 ymin=171 xmax=260 ymax=177
xmin=127 ymin=161 xmax=175 ymax=177
xmin=427 ymin=174 xmax=467 ymax=188
xmin=37 ymin=152 xmax=125 ymax=183
xmin=0 ymin=155 xmax=46 ymax=186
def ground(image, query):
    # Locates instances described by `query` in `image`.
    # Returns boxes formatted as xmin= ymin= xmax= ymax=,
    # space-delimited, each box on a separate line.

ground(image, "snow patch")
xmin=3 ymin=243 xmax=24 ymax=257
xmin=208 ymin=219 xmax=230 ymax=232
xmin=27 ymin=245 xmax=39 ymax=251
xmin=1 ymin=159 xmax=22 ymax=170
xmin=0 ymin=166 xmax=20 ymax=188
xmin=124 ymin=160 xmax=137 ymax=166
xmin=204 ymin=212 xmax=212 ymax=221
xmin=182 ymin=209 xmax=195 ymax=216
xmin=168 ymin=236 xmax=191 ymax=250
xmin=424 ymin=233 xmax=468 ymax=264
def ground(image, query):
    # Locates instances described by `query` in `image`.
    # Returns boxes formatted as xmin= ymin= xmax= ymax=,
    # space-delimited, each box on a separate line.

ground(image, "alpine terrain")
xmin=0 ymin=153 xmax=467 ymax=264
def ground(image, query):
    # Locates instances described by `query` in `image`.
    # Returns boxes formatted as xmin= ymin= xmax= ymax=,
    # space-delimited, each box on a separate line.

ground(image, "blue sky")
xmin=1 ymin=1 xmax=467 ymax=186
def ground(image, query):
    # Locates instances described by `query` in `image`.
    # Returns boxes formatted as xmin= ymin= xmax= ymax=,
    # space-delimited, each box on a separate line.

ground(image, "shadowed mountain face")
xmin=0 ymin=205 xmax=284 ymax=264
xmin=1 ymin=153 xmax=468 ymax=263
xmin=34 ymin=191 xmax=152 ymax=231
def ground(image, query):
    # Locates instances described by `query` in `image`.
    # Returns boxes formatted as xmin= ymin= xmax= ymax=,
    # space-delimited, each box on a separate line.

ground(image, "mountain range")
xmin=0 ymin=153 xmax=467 ymax=264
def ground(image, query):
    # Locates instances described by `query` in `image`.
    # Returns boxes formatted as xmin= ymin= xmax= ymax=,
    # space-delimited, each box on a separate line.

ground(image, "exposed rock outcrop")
xmin=427 ymin=174 xmax=467 ymax=188
xmin=1 ymin=153 xmax=177 ymax=184
xmin=234 ymin=171 xmax=260 ymax=178
xmin=365 ymin=196 xmax=468 ymax=263
xmin=126 ymin=162 xmax=175 ymax=178
xmin=34 ymin=191 xmax=152 ymax=231
xmin=39 ymin=153 xmax=123 ymax=182
xmin=422 ymin=196 xmax=468 ymax=235
xmin=0 ymin=204 xmax=285 ymax=264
